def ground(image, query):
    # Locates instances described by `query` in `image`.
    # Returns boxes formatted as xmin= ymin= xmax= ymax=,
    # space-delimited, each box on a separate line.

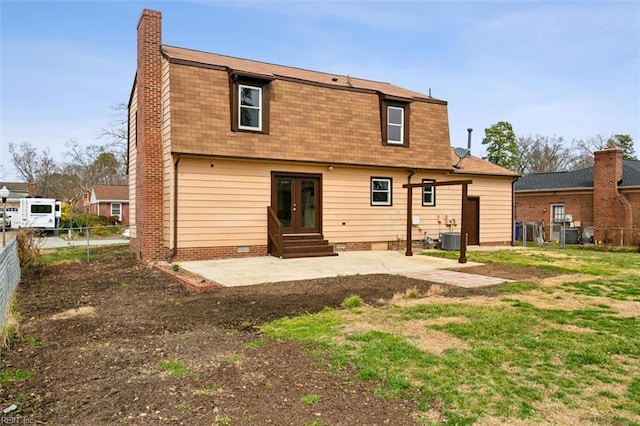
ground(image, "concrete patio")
xmin=178 ymin=250 xmax=513 ymax=288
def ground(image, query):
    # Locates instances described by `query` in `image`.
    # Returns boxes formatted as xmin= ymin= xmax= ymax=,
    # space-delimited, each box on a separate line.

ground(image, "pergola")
xmin=402 ymin=179 xmax=473 ymax=263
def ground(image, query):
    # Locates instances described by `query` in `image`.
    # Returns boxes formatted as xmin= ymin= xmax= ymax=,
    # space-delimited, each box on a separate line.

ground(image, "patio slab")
xmin=179 ymin=250 xmax=512 ymax=288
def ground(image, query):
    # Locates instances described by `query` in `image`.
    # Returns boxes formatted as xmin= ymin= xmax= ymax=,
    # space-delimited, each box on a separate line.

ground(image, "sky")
xmin=1 ymin=0 xmax=639 ymax=180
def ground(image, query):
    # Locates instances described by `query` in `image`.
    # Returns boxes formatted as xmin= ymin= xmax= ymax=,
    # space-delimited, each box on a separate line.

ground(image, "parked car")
xmin=0 ymin=212 xmax=11 ymax=228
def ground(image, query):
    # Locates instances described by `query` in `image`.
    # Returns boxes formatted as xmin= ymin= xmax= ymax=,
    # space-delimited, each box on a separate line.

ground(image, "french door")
xmin=272 ymin=173 xmax=322 ymax=234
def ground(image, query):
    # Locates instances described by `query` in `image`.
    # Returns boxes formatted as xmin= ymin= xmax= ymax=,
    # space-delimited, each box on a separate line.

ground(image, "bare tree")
xmin=62 ymin=140 xmax=127 ymax=210
xmin=9 ymin=142 xmax=38 ymax=182
xmin=516 ymin=135 xmax=580 ymax=174
xmin=97 ymin=103 xmax=128 ymax=172
xmin=8 ymin=142 xmax=59 ymax=197
xmin=574 ymin=134 xmax=637 ymax=167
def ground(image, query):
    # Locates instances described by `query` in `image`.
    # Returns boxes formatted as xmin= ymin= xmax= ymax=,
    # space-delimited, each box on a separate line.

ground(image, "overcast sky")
xmin=1 ymin=0 xmax=639 ymax=180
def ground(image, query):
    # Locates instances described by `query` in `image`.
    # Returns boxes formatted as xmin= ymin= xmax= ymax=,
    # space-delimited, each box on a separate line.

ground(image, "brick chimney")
xmin=133 ymin=9 xmax=165 ymax=261
xmin=592 ymin=147 xmax=632 ymax=244
xmin=28 ymin=181 xmax=36 ymax=197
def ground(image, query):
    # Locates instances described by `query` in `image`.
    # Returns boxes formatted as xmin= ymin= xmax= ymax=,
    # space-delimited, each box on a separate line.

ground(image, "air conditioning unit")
xmin=440 ymin=232 xmax=461 ymax=251
xmin=553 ymin=215 xmax=572 ymax=223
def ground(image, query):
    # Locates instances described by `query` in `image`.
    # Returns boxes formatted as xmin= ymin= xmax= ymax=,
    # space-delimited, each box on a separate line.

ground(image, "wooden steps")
xmin=281 ymin=235 xmax=338 ymax=259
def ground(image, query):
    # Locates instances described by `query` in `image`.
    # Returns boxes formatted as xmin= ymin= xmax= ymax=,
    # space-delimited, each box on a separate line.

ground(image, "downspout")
xmin=405 ymin=168 xmax=417 ymax=255
xmin=167 ymin=155 xmax=181 ymax=262
xmin=511 ymin=177 xmax=517 ymax=246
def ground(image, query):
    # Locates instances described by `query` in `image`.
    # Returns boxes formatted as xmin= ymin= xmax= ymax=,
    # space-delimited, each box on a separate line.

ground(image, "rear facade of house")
xmin=129 ymin=9 xmax=517 ymax=261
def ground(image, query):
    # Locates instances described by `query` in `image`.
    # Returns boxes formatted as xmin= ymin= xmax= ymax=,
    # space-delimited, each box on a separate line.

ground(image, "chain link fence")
xmin=0 ymin=236 xmax=20 ymax=331
xmin=515 ymin=221 xmax=640 ymax=248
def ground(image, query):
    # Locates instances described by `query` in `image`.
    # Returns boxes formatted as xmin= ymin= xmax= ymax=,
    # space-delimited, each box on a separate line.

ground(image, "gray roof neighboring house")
xmin=0 ymin=182 xmax=30 ymax=199
xmin=515 ymin=160 xmax=640 ymax=191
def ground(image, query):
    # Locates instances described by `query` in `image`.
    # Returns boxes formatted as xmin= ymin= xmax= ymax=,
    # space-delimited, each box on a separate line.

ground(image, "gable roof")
xmin=91 ymin=185 xmax=129 ymax=202
xmin=448 ymin=150 xmax=519 ymax=177
xmin=515 ymin=160 xmax=640 ymax=191
xmin=161 ymin=45 xmax=444 ymax=104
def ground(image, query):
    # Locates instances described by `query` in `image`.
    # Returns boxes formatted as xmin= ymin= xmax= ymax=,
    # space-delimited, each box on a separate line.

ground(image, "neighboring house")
xmin=0 ymin=181 xmax=38 ymax=228
xmin=86 ymin=185 xmax=130 ymax=224
xmin=128 ymin=9 xmax=518 ymax=261
xmin=515 ymin=147 xmax=640 ymax=245
xmin=0 ymin=181 xmax=37 ymax=208
xmin=0 ymin=181 xmax=37 ymax=201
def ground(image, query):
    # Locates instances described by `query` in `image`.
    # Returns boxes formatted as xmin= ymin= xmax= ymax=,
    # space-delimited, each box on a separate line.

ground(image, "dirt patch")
xmin=448 ymin=263 xmax=558 ymax=281
xmin=1 ymin=250 xmax=552 ymax=424
xmin=341 ymin=309 xmax=470 ymax=355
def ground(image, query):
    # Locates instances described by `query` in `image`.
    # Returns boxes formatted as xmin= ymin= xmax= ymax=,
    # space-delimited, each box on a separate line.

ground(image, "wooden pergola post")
xmin=402 ymin=179 xmax=472 ymax=263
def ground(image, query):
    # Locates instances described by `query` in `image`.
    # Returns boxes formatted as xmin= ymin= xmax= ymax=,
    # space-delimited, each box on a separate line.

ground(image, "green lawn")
xmin=262 ymin=247 xmax=640 ymax=425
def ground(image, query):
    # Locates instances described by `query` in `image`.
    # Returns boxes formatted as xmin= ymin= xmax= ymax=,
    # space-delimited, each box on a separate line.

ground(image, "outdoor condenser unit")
xmin=440 ymin=232 xmax=461 ymax=251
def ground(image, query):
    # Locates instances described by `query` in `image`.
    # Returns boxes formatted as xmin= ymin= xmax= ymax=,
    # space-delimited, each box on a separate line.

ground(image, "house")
xmin=128 ymin=9 xmax=518 ymax=261
xmin=0 ymin=182 xmax=38 ymax=225
xmin=0 ymin=181 xmax=37 ymax=202
xmin=514 ymin=147 xmax=640 ymax=245
xmin=84 ymin=185 xmax=130 ymax=224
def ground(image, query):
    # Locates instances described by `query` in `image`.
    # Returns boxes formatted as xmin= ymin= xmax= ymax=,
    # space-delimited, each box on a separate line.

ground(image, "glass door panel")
xmin=277 ymin=179 xmax=292 ymax=229
xmin=273 ymin=175 xmax=321 ymax=234
xmin=299 ymin=179 xmax=316 ymax=230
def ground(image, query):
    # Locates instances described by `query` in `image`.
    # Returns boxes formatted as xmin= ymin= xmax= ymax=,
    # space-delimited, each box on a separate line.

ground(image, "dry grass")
xmin=0 ymin=295 xmax=20 ymax=351
xmin=50 ymin=306 xmax=96 ymax=321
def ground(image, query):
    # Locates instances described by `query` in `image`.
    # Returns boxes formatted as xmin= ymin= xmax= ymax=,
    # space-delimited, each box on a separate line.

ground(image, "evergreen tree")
xmin=481 ymin=121 xmax=518 ymax=171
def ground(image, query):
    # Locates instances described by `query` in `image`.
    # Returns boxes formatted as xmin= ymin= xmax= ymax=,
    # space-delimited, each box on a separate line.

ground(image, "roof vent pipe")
xmin=467 ymin=128 xmax=473 ymax=152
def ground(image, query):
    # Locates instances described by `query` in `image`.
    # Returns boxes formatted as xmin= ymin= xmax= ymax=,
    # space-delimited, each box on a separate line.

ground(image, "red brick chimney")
xmin=28 ymin=181 xmax=36 ymax=197
xmin=133 ymin=9 xmax=165 ymax=261
xmin=592 ymin=147 xmax=632 ymax=244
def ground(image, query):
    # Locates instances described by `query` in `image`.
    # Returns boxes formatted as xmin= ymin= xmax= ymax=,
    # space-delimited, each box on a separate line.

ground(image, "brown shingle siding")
xmin=168 ymin=63 xmax=453 ymax=170
xmin=162 ymin=45 xmax=445 ymax=104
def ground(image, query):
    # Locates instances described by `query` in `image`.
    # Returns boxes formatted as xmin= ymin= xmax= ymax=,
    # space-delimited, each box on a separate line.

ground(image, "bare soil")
xmin=0 ymin=249 xmax=551 ymax=425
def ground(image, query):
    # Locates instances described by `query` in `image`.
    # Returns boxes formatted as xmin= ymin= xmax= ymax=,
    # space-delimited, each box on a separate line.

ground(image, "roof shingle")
xmin=515 ymin=160 xmax=640 ymax=191
xmin=161 ymin=45 xmax=442 ymax=103
xmin=93 ymin=185 xmax=128 ymax=201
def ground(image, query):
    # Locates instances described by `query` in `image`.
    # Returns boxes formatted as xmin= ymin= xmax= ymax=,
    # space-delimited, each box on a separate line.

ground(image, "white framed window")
xmin=551 ymin=204 xmax=565 ymax=222
xmin=422 ymin=179 xmax=436 ymax=206
xmin=238 ymin=84 xmax=262 ymax=131
xmin=111 ymin=202 xmax=122 ymax=220
xmin=387 ymin=106 xmax=404 ymax=144
xmin=371 ymin=177 xmax=392 ymax=206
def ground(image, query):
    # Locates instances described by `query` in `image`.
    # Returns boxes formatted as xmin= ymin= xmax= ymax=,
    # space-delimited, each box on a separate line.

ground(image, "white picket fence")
xmin=0 ymin=237 xmax=21 ymax=330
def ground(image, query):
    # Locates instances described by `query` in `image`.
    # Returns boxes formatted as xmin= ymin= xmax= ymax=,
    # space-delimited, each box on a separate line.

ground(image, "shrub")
xmin=16 ymin=229 xmax=41 ymax=272
xmin=341 ymin=295 xmax=363 ymax=309
xmin=61 ymin=213 xmax=119 ymax=229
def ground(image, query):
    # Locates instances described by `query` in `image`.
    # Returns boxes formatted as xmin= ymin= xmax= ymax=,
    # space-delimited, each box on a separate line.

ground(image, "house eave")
xmin=94 ymin=199 xmax=129 ymax=203
xmin=515 ymin=187 xmax=593 ymax=194
xmin=170 ymin=151 xmax=455 ymax=173
xmin=620 ymin=185 xmax=640 ymax=191
xmin=449 ymin=170 xmax=520 ymax=178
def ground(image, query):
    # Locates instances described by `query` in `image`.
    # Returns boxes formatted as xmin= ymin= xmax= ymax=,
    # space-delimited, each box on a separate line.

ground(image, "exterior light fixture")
xmin=1 ymin=185 xmax=9 ymax=248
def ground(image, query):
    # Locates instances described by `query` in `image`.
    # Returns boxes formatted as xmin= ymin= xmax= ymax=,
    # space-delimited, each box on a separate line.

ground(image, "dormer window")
xmin=380 ymin=97 xmax=410 ymax=146
xmin=239 ymin=84 xmax=262 ymax=131
xmin=230 ymin=73 xmax=271 ymax=134
xmin=387 ymin=106 xmax=404 ymax=144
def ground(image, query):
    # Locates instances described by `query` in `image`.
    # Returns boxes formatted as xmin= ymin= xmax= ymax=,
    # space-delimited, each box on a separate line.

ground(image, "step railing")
xmin=267 ymin=206 xmax=283 ymax=258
